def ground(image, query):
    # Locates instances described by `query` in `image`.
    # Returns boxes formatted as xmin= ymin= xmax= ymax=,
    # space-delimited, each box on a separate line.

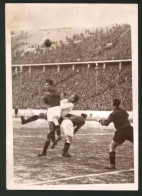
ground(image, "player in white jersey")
xmin=61 ymin=113 xmax=87 ymax=157
xmin=38 ymin=94 xmax=79 ymax=156
xmin=60 ymin=95 xmax=77 ymax=116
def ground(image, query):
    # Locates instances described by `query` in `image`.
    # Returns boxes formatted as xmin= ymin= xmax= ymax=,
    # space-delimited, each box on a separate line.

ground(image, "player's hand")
xmin=98 ymin=118 xmax=105 ymax=124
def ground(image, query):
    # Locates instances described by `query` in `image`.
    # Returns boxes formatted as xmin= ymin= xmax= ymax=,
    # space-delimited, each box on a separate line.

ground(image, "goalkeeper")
xmin=99 ymin=99 xmax=133 ymax=170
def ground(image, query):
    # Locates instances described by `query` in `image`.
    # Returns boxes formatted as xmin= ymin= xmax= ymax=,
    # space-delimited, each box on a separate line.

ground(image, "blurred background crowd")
xmin=12 ymin=24 xmax=132 ymax=111
xmin=12 ymin=63 xmax=132 ymax=111
xmin=11 ymin=24 xmax=131 ymax=64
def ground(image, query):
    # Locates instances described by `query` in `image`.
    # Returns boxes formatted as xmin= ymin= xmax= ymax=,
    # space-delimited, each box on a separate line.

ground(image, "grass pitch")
xmin=13 ymin=118 xmax=134 ymax=187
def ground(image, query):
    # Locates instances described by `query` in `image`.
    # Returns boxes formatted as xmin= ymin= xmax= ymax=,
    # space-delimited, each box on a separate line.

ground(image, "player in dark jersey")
xmin=61 ymin=113 xmax=87 ymax=157
xmin=99 ymin=99 xmax=133 ymax=169
xmin=38 ymin=94 xmax=80 ymax=157
xmin=44 ymin=79 xmax=61 ymax=139
xmin=21 ymin=79 xmax=56 ymax=123
xmin=37 ymin=79 xmax=63 ymax=156
xmin=21 ymin=79 xmax=62 ymax=149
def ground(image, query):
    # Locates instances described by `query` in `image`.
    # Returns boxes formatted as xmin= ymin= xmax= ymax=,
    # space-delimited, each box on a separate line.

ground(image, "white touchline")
xmin=24 ymin=168 xmax=134 ymax=186
xmin=75 ymin=133 xmax=113 ymax=136
xmin=14 ymin=133 xmax=113 ymax=138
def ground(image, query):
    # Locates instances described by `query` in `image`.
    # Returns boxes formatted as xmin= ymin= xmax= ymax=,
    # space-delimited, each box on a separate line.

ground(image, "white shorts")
xmin=47 ymin=106 xmax=61 ymax=122
xmin=61 ymin=119 xmax=74 ymax=137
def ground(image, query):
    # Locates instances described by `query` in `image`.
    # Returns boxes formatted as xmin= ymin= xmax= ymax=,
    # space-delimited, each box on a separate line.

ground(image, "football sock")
xmin=58 ymin=116 xmax=63 ymax=124
xmin=109 ymin=151 xmax=116 ymax=166
xmin=22 ymin=115 xmax=38 ymax=124
xmin=51 ymin=131 xmax=55 ymax=142
xmin=42 ymin=140 xmax=50 ymax=155
xmin=55 ymin=125 xmax=61 ymax=136
xmin=62 ymin=141 xmax=70 ymax=154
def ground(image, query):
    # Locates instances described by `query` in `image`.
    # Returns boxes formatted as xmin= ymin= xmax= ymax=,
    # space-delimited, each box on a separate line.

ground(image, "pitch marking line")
xmin=75 ymin=133 xmax=113 ymax=136
xmin=25 ymin=168 xmax=134 ymax=186
xmin=14 ymin=133 xmax=113 ymax=138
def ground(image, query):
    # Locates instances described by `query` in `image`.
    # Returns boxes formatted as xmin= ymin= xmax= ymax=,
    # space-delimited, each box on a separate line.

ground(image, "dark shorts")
xmin=113 ymin=126 xmax=133 ymax=144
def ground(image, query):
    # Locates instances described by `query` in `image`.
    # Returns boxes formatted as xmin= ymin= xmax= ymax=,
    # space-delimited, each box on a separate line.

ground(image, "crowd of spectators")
xmin=12 ymin=63 xmax=132 ymax=111
xmin=12 ymin=24 xmax=131 ymax=64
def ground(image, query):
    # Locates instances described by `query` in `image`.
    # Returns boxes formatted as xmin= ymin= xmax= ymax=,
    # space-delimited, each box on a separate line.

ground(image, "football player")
xmin=21 ymin=79 xmax=62 ymax=148
xmin=38 ymin=94 xmax=79 ymax=156
xmin=99 ymin=99 xmax=133 ymax=169
xmin=50 ymin=94 xmax=79 ymax=149
xmin=61 ymin=113 xmax=87 ymax=157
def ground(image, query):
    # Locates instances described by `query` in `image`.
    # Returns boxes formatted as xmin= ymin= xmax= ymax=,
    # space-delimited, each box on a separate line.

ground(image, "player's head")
xmin=113 ymin=99 xmax=121 ymax=107
xmin=81 ymin=113 xmax=87 ymax=120
xmin=44 ymin=79 xmax=54 ymax=91
xmin=60 ymin=92 xmax=67 ymax=99
xmin=68 ymin=94 xmax=79 ymax=103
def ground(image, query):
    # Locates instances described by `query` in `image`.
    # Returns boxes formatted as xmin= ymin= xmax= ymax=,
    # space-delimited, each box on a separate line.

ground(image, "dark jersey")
xmin=100 ymin=107 xmax=130 ymax=130
xmin=69 ymin=115 xmax=85 ymax=134
xmin=43 ymin=89 xmax=60 ymax=107
xmin=70 ymin=115 xmax=85 ymax=127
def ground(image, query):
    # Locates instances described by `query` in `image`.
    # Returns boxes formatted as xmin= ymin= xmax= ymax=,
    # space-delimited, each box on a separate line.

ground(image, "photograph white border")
xmin=6 ymin=3 xmax=138 ymax=190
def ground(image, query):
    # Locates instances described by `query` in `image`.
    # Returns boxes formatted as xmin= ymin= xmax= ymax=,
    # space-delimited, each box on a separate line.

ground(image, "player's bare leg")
xmin=105 ymin=140 xmax=120 ymax=169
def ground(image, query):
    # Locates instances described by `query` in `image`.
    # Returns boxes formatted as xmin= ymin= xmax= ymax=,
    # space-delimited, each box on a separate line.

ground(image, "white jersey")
xmin=60 ymin=99 xmax=74 ymax=117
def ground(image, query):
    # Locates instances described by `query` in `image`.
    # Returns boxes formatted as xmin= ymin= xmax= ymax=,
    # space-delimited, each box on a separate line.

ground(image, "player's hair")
xmin=113 ymin=99 xmax=121 ymax=106
xmin=73 ymin=94 xmax=79 ymax=103
xmin=81 ymin=113 xmax=87 ymax=119
xmin=45 ymin=79 xmax=54 ymax=85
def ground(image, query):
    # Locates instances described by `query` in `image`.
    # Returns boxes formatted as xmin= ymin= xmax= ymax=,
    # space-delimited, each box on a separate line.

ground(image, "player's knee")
xmin=109 ymin=140 xmax=119 ymax=152
xmin=66 ymin=136 xmax=72 ymax=143
xmin=53 ymin=116 xmax=59 ymax=126
xmin=109 ymin=143 xmax=115 ymax=152
xmin=38 ymin=113 xmax=47 ymax=120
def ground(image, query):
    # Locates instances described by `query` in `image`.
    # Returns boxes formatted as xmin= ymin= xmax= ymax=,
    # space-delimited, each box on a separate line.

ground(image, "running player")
xmin=99 ymin=99 xmax=133 ymax=169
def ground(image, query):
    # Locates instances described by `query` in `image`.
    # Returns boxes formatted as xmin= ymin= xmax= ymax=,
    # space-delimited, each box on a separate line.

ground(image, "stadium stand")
xmin=12 ymin=63 xmax=132 ymax=111
xmin=12 ymin=24 xmax=132 ymax=111
xmin=12 ymin=24 xmax=131 ymax=64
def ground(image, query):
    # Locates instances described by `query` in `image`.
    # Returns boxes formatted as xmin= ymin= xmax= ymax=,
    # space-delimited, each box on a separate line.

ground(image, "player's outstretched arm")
xmin=98 ymin=115 xmax=112 ymax=126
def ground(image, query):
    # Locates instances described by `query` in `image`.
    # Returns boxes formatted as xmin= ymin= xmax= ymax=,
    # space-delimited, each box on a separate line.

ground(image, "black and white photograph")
xmin=6 ymin=3 xmax=138 ymax=190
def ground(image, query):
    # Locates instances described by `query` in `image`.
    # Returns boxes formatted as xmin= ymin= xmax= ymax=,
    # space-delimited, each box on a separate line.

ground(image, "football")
xmin=44 ymin=39 xmax=52 ymax=47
